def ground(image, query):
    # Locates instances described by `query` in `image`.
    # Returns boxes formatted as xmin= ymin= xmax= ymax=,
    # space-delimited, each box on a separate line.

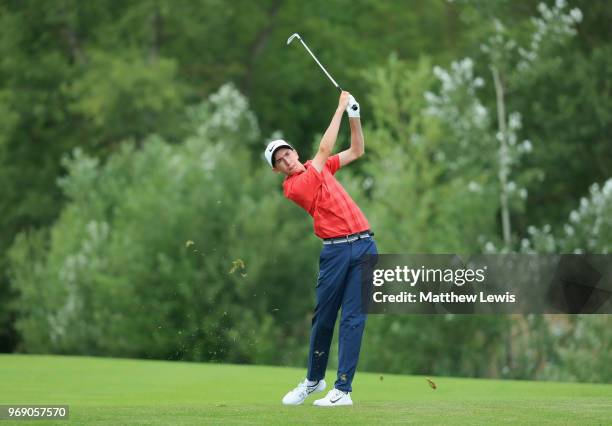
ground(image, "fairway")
xmin=1 ymin=355 xmax=611 ymax=425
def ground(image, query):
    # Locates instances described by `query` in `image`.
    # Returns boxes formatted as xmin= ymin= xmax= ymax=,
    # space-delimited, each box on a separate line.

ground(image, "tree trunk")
xmin=149 ymin=3 xmax=163 ymax=64
xmin=491 ymin=65 xmax=511 ymax=248
xmin=59 ymin=1 xmax=86 ymax=64
xmin=242 ymin=0 xmax=283 ymax=96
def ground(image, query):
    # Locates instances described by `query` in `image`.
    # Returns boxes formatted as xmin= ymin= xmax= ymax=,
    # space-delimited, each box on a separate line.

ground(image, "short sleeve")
xmin=326 ymin=154 xmax=341 ymax=175
xmin=283 ymin=164 xmax=322 ymax=211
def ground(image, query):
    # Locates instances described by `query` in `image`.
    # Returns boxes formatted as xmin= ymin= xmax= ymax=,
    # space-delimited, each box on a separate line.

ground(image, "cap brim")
xmin=270 ymin=145 xmax=293 ymax=167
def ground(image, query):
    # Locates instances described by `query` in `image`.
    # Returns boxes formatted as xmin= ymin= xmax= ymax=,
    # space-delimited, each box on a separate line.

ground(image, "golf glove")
xmin=346 ymin=95 xmax=360 ymax=118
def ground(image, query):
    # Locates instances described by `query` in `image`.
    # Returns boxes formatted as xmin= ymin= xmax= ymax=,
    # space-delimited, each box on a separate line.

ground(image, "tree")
xmin=8 ymin=85 xmax=319 ymax=364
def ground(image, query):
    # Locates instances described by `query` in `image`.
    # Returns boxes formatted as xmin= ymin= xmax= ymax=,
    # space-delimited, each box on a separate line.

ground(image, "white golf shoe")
xmin=282 ymin=379 xmax=326 ymax=405
xmin=313 ymin=388 xmax=353 ymax=407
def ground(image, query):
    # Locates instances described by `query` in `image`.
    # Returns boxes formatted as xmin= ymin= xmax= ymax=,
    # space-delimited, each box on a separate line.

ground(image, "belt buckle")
xmin=325 ymin=231 xmax=371 ymax=245
xmin=330 ymin=235 xmax=348 ymax=244
xmin=339 ymin=236 xmax=350 ymax=244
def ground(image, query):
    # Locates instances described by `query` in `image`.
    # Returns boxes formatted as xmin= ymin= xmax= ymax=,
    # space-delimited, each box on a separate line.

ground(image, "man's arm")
xmin=339 ymin=117 xmax=364 ymax=167
xmin=312 ymin=91 xmax=350 ymax=172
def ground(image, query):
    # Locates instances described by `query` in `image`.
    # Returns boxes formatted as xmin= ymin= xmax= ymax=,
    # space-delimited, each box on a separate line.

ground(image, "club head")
xmin=286 ymin=33 xmax=301 ymax=45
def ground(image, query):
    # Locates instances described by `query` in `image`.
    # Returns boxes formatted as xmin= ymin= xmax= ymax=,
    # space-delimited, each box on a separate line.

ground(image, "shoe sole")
xmin=313 ymin=402 xmax=353 ymax=407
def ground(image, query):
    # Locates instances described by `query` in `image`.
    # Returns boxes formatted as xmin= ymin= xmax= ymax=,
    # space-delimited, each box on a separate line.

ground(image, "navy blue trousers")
xmin=306 ymin=237 xmax=377 ymax=392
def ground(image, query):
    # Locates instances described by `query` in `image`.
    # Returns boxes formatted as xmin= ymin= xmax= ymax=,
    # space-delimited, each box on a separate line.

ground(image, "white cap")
xmin=264 ymin=139 xmax=293 ymax=167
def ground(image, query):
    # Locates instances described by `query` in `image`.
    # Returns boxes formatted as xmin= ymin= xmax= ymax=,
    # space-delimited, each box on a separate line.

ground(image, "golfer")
xmin=264 ymin=91 xmax=377 ymax=406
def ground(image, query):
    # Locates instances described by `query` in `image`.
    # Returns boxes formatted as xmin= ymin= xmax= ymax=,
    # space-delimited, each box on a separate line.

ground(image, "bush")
xmin=9 ymin=84 xmax=319 ymax=364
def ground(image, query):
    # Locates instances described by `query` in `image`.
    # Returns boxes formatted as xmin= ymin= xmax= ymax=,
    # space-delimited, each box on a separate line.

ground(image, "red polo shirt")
xmin=283 ymin=154 xmax=370 ymax=239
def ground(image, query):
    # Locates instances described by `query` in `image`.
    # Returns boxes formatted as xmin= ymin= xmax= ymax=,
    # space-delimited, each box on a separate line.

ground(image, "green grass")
xmin=1 ymin=355 xmax=611 ymax=425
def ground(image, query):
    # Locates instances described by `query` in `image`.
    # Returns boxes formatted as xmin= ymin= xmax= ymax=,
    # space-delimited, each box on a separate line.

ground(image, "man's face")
xmin=273 ymin=148 xmax=302 ymax=175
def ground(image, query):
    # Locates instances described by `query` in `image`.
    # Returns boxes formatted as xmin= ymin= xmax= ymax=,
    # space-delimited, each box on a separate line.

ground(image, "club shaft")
xmin=298 ymin=38 xmax=342 ymax=92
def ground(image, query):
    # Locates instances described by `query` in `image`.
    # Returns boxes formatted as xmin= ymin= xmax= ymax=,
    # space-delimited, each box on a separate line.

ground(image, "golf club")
xmin=287 ymin=33 xmax=358 ymax=112
xmin=287 ymin=33 xmax=343 ymax=93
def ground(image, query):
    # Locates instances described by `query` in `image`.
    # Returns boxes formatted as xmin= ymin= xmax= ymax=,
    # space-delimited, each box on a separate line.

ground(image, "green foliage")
xmin=8 ymin=85 xmax=318 ymax=363
xmin=357 ymin=56 xmax=498 ymax=253
xmin=362 ymin=315 xmax=511 ymax=378
xmin=546 ymin=315 xmax=612 ymax=383
xmin=473 ymin=0 xmax=612 ymax=229
xmin=519 ymin=179 xmax=612 ymax=254
xmin=66 ymin=50 xmax=185 ymax=146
